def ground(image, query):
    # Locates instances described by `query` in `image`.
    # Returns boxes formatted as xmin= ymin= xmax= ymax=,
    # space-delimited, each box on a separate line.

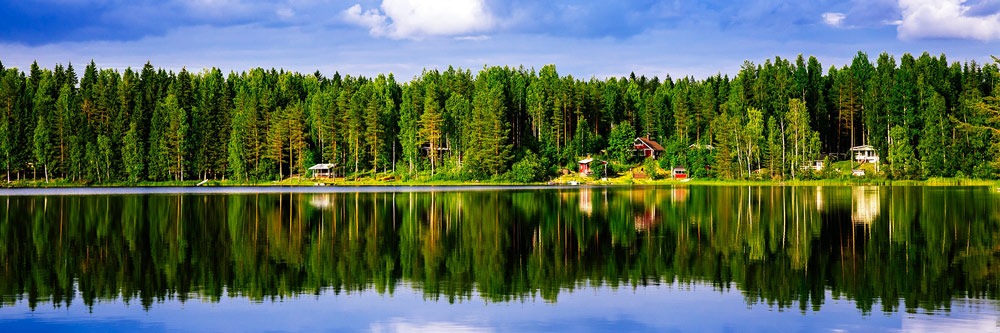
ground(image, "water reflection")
xmin=0 ymin=186 xmax=998 ymax=315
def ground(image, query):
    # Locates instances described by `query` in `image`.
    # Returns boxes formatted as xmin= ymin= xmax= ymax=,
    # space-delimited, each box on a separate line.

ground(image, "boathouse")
xmin=671 ymin=166 xmax=688 ymax=179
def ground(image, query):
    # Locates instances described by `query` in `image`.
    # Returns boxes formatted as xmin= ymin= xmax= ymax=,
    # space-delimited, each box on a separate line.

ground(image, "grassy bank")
xmin=2 ymin=176 xmax=998 ymax=188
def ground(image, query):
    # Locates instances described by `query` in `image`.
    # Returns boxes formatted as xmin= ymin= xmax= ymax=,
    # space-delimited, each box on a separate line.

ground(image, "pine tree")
xmin=419 ymin=87 xmax=444 ymax=174
xmin=32 ymin=72 xmax=55 ymax=182
xmin=607 ymin=122 xmax=636 ymax=164
xmin=123 ymin=122 xmax=143 ymax=182
xmin=163 ymin=94 xmax=188 ymax=181
xmin=266 ymin=107 xmax=287 ymax=179
xmin=398 ymin=85 xmax=420 ymax=175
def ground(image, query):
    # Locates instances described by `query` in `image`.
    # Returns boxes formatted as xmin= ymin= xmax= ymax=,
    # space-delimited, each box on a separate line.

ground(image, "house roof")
xmin=308 ymin=163 xmax=336 ymax=170
xmin=635 ymin=137 xmax=665 ymax=151
xmin=579 ymin=158 xmax=593 ymax=164
xmin=849 ymin=145 xmax=876 ymax=152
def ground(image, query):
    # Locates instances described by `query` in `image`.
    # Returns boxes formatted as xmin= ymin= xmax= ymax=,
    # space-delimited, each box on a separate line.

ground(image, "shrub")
xmin=643 ymin=157 xmax=660 ymax=180
xmin=506 ymin=151 xmax=545 ymax=183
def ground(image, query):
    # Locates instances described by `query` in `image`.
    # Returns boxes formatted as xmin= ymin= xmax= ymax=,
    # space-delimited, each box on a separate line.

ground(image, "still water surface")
xmin=1 ymin=186 xmax=999 ymax=331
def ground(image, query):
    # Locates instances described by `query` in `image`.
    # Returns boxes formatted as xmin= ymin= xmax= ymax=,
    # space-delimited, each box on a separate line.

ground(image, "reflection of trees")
xmin=1 ymin=187 xmax=999 ymax=313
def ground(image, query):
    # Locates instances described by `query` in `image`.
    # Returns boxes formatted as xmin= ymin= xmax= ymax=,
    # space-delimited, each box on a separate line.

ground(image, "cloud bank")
xmin=343 ymin=0 xmax=494 ymax=39
xmin=898 ymin=0 xmax=1000 ymax=40
xmin=822 ymin=12 xmax=847 ymax=27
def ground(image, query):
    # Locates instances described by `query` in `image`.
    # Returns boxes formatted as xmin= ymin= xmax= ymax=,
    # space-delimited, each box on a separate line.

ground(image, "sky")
xmin=1 ymin=0 xmax=999 ymax=80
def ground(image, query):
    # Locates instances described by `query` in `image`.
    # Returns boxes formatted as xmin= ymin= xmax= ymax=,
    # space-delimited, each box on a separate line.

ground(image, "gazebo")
xmin=308 ymin=164 xmax=336 ymax=179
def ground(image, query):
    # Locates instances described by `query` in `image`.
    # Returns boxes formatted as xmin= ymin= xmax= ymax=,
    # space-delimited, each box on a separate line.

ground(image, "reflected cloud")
xmin=370 ymin=319 xmax=493 ymax=333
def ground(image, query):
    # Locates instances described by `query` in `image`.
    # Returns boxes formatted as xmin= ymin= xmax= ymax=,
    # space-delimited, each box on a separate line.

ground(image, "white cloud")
xmin=822 ymin=12 xmax=847 ymax=27
xmin=454 ymin=35 xmax=489 ymax=41
xmin=276 ymin=8 xmax=295 ymax=20
xmin=342 ymin=0 xmax=494 ymax=39
xmin=898 ymin=0 xmax=1000 ymax=40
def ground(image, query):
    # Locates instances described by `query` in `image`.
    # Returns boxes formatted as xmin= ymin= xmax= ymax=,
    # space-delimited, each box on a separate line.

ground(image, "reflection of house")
xmin=815 ymin=186 xmax=824 ymax=212
xmin=579 ymin=189 xmax=593 ymax=215
xmin=308 ymin=163 xmax=337 ymax=178
xmin=671 ymin=187 xmax=689 ymax=203
xmin=852 ymin=186 xmax=880 ymax=225
xmin=635 ymin=206 xmax=659 ymax=232
xmin=634 ymin=137 xmax=665 ymax=159
xmin=309 ymin=194 xmax=333 ymax=209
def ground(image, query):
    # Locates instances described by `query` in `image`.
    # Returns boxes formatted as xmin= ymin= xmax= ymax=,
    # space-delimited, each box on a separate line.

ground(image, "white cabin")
xmin=850 ymin=145 xmax=879 ymax=164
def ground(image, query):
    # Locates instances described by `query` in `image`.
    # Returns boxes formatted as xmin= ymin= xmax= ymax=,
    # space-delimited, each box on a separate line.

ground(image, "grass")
xmin=2 ymin=172 xmax=998 ymax=188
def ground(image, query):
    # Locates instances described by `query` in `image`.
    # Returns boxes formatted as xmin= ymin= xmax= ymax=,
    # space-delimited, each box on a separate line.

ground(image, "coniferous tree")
xmin=123 ymin=122 xmax=143 ymax=182
xmin=419 ymin=86 xmax=444 ymax=174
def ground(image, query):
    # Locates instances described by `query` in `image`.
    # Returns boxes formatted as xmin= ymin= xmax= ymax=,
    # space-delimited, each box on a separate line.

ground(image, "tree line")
xmin=1 ymin=51 xmax=998 ymax=183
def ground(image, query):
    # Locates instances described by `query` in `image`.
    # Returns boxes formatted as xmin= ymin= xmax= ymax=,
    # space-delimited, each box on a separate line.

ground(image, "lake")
xmin=1 ymin=186 xmax=999 ymax=332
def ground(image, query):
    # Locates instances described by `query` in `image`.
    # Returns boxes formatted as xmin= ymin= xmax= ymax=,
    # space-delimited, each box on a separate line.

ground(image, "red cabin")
xmin=578 ymin=158 xmax=593 ymax=175
xmin=633 ymin=137 xmax=665 ymax=159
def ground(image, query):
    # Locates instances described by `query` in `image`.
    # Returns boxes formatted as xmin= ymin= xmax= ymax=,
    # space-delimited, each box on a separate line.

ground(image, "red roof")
xmin=635 ymin=138 xmax=665 ymax=151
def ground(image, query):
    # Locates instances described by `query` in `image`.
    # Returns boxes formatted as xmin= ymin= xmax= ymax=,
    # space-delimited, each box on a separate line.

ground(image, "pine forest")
xmin=1 ymin=51 xmax=998 ymax=184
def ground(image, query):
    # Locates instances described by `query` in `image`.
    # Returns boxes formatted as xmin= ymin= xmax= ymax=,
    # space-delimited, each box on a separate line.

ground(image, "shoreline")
xmin=0 ymin=177 xmax=996 ymax=194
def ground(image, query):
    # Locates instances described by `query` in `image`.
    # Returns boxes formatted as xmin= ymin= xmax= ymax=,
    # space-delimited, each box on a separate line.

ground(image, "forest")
xmin=1 ymin=51 xmax=998 ymax=184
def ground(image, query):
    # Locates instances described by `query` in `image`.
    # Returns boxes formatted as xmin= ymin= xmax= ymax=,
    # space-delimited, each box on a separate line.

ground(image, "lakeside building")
xmin=308 ymin=164 xmax=336 ymax=178
xmin=633 ymin=137 xmax=665 ymax=159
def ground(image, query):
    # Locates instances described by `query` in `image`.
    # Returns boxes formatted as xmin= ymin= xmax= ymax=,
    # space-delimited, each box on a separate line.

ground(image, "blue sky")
xmin=1 ymin=0 xmax=999 ymax=79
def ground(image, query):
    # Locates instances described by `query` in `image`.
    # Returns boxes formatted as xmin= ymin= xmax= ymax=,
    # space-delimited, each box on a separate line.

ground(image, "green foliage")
xmin=642 ymin=157 xmax=660 ymax=180
xmin=123 ymin=123 xmax=143 ymax=182
xmin=607 ymin=122 xmax=636 ymax=164
xmin=888 ymin=125 xmax=918 ymax=179
xmin=0 ymin=52 xmax=998 ymax=184
xmin=506 ymin=151 xmax=545 ymax=183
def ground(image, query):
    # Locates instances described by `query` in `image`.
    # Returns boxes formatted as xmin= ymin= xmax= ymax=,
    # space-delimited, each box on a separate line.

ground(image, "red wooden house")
xmin=633 ymin=137 xmax=665 ymax=159
xmin=578 ymin=157 xmax=593 ymax=175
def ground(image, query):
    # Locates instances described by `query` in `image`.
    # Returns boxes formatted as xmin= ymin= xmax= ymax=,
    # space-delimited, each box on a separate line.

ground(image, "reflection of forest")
xmin=1 ymin=186 xmax=999 ymax=314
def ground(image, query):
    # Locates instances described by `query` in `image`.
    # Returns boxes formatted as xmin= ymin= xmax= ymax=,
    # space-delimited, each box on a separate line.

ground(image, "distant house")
xmin=419 ymin=142 xmax=451 ymax=156
xmin=671 ymin=166 xmax=688 ymax=179
xmin=578 ymin=157 xmax=607 ymax=176
xmin=308 ymin=164 xmax=336 ymax=179
xmin=578 ymin=157 xmax=594 ymax=175
xmin=634 ymin=137 xmax=665 ymax=159
xmin=850 ymin=145 xmax=880 ymax=175
xmin=800 ymin=160 xmax=825 ymax=171
xmin=850 ymin=145 xmax=879 ymax=164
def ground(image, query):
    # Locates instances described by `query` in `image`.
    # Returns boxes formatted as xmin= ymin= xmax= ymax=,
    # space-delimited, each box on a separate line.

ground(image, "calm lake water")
xmin=1 ymin=186 xmax=999 ymax=332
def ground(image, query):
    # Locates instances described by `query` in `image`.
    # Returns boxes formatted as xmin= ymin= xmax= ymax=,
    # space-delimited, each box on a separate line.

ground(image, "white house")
xmin=850 ymin=145 xmax=879 ymax=164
